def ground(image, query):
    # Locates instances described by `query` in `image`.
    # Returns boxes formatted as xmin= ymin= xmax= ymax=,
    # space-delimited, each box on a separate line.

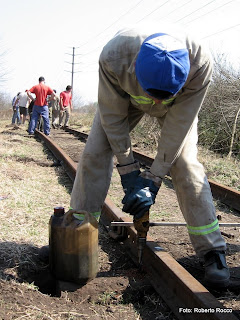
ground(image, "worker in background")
xmin=59 ymin=85 xmax=72 ymax=128
xmin=70 ymin=24 xmax=230 ymax=288
xmin=18 ymin=90 xmax=30 ymax=125
xmin=49 ymin=90 xmax=60 ymax=129
xmin=27 ymin=76 xmax=55 ymax=136
xmin=11 ymin=92 xmax=21 ymax=125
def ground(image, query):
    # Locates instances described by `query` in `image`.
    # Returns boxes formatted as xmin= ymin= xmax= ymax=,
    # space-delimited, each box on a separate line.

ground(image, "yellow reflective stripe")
xmin=92 ymin=211 xmax=101 ymax=217
xmin=187 ymin=219 xmax=218 ymax=230
xmin=129 ymin=93 xmax=175 ymax=106
xmin=73 ymin=212 xmax=100 ymax=221
xmin=92 ymin=211 xmax=101 ymax=221
xmin=187 ymin=219 xmax=219 ymax=235
xmin=162 ymin=97 xmax=175 ymax=105
xmin=70 ymin=208 xmax=100 ymax=221
xmin=188 ymin=225 xmax=219 ymax=236
xmin=129 ymin=94 xmax=155 ymax=105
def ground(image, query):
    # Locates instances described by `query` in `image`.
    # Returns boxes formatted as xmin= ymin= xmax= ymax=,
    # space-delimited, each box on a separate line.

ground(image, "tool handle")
xmin=133 ymin=211 xmax=150 ymax=238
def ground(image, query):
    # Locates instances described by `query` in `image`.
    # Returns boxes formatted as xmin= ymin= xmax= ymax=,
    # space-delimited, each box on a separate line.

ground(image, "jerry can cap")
xmin=54 ymin=207 xmax=65 ymax=217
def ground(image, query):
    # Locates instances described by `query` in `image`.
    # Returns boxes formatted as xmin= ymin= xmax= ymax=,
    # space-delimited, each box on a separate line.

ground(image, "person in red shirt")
xmin=59 ymin=85 xmax=73 ymax=128
xmin=27 ymin=76 xmax=55 ymax=136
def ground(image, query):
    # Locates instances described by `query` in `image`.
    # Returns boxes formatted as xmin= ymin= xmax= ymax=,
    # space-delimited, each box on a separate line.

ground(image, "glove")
xmin=122 ymin=171 xmax=162 ymax=219
xmin=117 ymin=161 xmax=140 ymax=199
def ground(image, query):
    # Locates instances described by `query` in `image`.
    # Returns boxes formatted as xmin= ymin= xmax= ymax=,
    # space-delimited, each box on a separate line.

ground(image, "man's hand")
xmin=122 ymin=171 xmax=162 ymax=219
xmin=117 ymin=161 xmax=141 ymax=199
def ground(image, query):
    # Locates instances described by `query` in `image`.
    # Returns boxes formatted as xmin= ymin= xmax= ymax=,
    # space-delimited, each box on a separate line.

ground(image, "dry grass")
xmin=70 ymin=111 xmax=240 ymax=191
xmin=0 ymin=112 xmax=237 ymax=319
xmin=0 ymin=118 xmax=175 ymax=320
xmin=0 ymin=120 xmax=72 ymax=280
xmin=198 ymin=146 xmax=240 ymax=191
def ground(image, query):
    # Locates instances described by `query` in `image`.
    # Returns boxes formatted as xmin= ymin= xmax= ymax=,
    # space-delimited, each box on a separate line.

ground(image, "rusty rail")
xmin=65 ymin=127 xmax=240 ymax=212
xmin=35 ymin=129 xmax=239 ymax=320
xmin=132 ymin=150 xmax=240 ymax=212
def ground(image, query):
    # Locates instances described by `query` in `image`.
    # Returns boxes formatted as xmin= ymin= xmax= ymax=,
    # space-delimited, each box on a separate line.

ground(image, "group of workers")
xmin=11 ymin=78 xmax=73 ymax=135
xmin=14 ymin=23 xmax=230 ymax=289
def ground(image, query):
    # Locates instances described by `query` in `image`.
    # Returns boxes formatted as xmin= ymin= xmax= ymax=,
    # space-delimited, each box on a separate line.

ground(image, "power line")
xmin=184 ymin=0 xmax=236 ymax=24
xmin=158 ymin=0 xmax=193 ymax=21
xmin=201 ymin=22 xmax=240 ymax=39
xmin=76 ymin=0 xmax=193 ymax=62
xmin=63 ymin=1 xmax=239 ymax=79
xmin=78 ymin=0 xmax=233 ymax=58
xmin=136 ymin=0 xmax=172 ymax=23
xmin=176 ymin=0 xmax=218 ymax=23
xmin=76 ymin=0 xmax=145 ymax=49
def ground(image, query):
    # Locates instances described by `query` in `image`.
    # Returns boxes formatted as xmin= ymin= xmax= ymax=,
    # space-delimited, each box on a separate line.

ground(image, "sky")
xmin=1 ymin=0 xmax=240 ymax=106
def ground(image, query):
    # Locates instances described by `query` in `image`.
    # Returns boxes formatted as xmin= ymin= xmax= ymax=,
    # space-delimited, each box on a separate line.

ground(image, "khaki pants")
xmin=70 ymin=109 xmax=226 ymax=257
xmin=52 ymin=109 xmax=60 ymax=126
xmin=59 ymin=106 xmax=71 ymax=127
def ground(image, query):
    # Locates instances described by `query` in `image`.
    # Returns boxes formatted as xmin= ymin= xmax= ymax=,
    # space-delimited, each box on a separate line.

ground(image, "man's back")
xmin=30 ymin=83 xmax=53 ymax=106
xmin=18 ymin=92 xmax=29 ymax=107
xmin=60 ymin=90 xmax=72 ymax=107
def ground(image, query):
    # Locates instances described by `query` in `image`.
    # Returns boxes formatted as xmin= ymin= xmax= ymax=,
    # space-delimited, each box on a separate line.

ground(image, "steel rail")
xmin=65 ymin=127 xmax=240 ymax=212
xmin=35 ymin=129 xmax=238 ymax=320
xmin=132 ymin=150 xmax=240 ymax=212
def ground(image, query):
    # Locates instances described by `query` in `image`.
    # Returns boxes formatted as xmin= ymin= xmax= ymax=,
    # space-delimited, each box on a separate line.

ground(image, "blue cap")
xmin=135 ymin=33 xmax=190 ymax=96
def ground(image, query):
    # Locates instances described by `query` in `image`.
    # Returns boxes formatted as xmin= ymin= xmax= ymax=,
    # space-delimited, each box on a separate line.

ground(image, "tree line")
xmin=199 ymin=53 xmax=240 ymax=158
xmin=130 ymin=53 xmax=240 ymax=160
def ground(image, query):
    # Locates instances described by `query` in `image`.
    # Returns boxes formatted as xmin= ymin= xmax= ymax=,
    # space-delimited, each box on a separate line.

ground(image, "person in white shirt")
xmin=18 ymin=91 xmax=30 ymax=124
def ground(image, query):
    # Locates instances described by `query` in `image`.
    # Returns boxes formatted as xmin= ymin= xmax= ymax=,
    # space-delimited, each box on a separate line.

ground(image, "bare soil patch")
xmin=50 ymin=127 xmax=240 ymax=318
xmin=0 ymin=122 xmax=176 ymax=320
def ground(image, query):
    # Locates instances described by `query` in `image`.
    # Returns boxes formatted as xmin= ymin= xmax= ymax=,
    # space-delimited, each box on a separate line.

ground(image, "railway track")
xmin=35 ymin=127 xmax=240 ymax=320
xmin=64 ymin=127 xmax=240 ymax=213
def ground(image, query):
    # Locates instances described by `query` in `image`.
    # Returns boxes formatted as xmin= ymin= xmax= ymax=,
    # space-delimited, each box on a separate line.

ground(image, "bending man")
xmin=70 ymin=25 xmax=230 ymax=288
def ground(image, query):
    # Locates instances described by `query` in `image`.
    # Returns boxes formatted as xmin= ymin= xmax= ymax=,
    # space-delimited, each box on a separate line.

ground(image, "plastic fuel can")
xmin=49 ymin=208 xmax=98 ymax=284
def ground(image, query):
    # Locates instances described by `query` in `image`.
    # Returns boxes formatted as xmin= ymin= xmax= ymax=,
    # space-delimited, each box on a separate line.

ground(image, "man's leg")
xmin=52 ymin=110 xmax=59 ymax=128
xmin=41 ymin=106 xmax=50 ymax=135
xmin=22 ymin=108 xmax=27 ymax=124
xmin=28 ymin=106 xmax=40 ymax=134
xmin=64 ymin=106 xmax=70 ymax=126
xmin=48 ymin=107 xmax=52 ymax=126
xmin=12 ymin=111 xmax=17 ymax=124
xmin=169 ymin=119 xmax=229 ymax=286
xmin=70 ymin=105 xmax=144 ymax=220
xmin=19 ymin=107 xmax=23 ymax=124
xmin=70 ymin=110 xmax=114 ymax=218
xmin=17 ymin=108 xmax=21 ymax=124
xmin=59 ymin=109 xmax=64 ymax=127
xmin=170 ymin=119 xmax=225 ymax=255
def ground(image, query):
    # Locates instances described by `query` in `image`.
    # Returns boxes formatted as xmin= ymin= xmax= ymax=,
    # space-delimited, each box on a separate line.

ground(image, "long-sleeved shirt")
xmin=98 ymin=24 xmax=213 ymax=178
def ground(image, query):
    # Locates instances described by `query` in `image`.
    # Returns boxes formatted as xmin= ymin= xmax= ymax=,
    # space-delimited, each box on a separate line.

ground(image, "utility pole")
xmin=65 ymin=47 xmax=82 ymax=100
xmin=71 ymin=47 xmax=75 ymax=96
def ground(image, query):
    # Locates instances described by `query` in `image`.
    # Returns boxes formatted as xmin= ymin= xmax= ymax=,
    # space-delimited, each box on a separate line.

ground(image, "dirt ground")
xmin=51 ymin=127 xmax=240 ymax=317
xmin=1 ymin=122 xmax=240 ymax=319
xmin=0 ymin=123 xmax=176 ymax=320
xmin=0 ymin=224 xmax=175 ymax=320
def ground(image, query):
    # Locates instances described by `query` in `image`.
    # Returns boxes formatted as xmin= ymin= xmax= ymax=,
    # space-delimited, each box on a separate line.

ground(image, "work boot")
xmin=204 ymin=250 xmax=230 ymax=288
